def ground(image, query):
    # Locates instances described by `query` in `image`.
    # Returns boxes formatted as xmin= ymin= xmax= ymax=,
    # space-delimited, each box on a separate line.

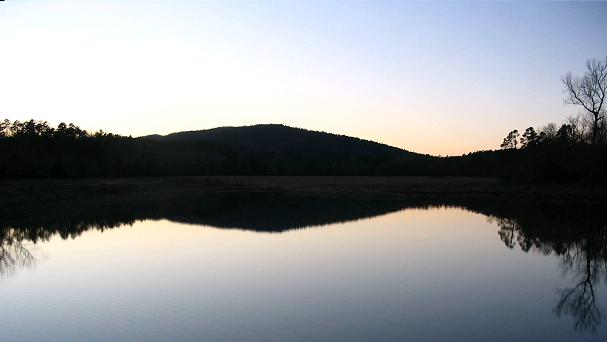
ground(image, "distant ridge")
xmin=4 ymin=120 xmax=599 ymax=181
xmin=135 ymin=124 xmax=436 ymax=175
xmin=143 ymin=123 xmax=421 ymax=157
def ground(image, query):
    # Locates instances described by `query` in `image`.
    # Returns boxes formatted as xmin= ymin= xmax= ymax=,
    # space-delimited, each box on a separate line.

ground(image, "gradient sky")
xmin=1 ymin=1 xmax=606 ymax=155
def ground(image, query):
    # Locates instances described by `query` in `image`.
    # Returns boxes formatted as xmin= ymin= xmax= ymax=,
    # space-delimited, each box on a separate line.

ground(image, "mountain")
xmin=3 ymin=120 xmax=601 ymax=182
xmin=138 ymin=124 xmax=438 ymax=175
xmin=145 ymin=124 xmax=422 ymax=159
xmin=0 ymin=121 xmax=440 ymax=177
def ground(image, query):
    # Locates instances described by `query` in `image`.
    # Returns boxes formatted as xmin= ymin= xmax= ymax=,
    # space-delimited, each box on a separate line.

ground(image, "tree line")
xmin=1 ymin=117 xmax=604 ymax=183
xmin=0 ymin=119 xmax=437 ymax=177
xmin=495 ymin=56 xmax=606 ymax=183
xmin=500 ymin=117 xmax=606 ymax=150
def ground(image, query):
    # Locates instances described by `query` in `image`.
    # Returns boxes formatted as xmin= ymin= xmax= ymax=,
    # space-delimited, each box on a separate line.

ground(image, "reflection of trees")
xmin=0 ymin=228 xmax=36 ymax=276
xmin=0 ymin=219 xmax=132 ymax=277
xmin=554 ymin=249 xmax=603 ymax=332
xmin=494 ymin=216 xmax=555 ymax=254
xmin=496 ymin=218 xmax=519 ymax=249
xmin=554 ymin=222 xmax=607 ymax=333
xmin=1 ymin=192 xmax=607 ymax=333
xmin=494 ymin=205 xmax=607 ymax=333
xmin=0 ymin=193 xmax=422 ymax=278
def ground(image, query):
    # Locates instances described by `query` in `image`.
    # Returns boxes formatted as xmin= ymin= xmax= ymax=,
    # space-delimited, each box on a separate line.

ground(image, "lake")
xmin=1 ymin=193 xmax=606 ymax=341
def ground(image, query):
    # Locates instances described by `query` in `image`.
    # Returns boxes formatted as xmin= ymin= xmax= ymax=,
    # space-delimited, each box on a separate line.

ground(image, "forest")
xmin=0 ymin=117 xmax=605 ymax=184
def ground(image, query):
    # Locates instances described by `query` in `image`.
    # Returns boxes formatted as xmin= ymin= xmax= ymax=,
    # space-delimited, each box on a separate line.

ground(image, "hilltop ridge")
xmin=1 ymin=120 xmax=604 ymax=182
xmin=143 ymin=124 xmax=422 ymax=157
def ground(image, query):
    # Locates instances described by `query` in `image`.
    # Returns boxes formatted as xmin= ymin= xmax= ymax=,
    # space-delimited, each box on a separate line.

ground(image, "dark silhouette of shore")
xmin=1 ymin=120 xmax=605 ymax=183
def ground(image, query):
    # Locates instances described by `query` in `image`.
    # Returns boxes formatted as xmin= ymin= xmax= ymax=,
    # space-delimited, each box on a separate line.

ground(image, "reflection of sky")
xmin=1 ymin=207 xmax=603 ymax=340
xmin=1 ymin=1 xmax=606 ymax=155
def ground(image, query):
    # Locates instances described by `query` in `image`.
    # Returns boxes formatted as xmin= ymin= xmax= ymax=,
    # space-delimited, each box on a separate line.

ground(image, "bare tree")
xmin=562 ymin=57 xmax=607 ymax=147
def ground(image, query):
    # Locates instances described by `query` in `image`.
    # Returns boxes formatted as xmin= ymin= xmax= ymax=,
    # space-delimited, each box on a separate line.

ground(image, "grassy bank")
xmin=1 ymin=176 xmax=604 ymax=207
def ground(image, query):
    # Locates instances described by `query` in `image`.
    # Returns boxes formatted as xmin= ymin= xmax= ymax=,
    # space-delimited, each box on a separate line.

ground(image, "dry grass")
xmin=1 ymin=176 xmax=604 ymax=208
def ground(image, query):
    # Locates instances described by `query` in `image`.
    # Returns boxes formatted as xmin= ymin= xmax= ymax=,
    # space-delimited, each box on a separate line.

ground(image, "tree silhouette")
xmin=563 ymin=57 xmax=607 ymax=148
xmin=520 ymin=127 xmax=540 ymax=148
xmin=556 ymin=124 xmax=575 ymax=145
xmin=0 ymin=119 xmax=9 ymax=137
xmin=500 ymin=129 xmax=519 ymax=149
xmin=0 ymin=118 xmax=605 ymax=182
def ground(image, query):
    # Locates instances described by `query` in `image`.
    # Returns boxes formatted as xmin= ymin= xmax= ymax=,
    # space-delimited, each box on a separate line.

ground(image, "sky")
xmin=0 ymin=1 xmax=606 ymax=156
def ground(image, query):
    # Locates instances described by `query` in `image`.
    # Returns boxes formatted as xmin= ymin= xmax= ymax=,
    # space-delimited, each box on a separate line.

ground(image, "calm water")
xmin=1 ymin=195 xmax=606 ymax=341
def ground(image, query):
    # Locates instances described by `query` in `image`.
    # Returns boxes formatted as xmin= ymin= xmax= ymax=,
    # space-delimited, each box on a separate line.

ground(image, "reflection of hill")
xmin=1 ymin=191 xmax=606 ymax=333
xmin=0 ymin=191 xmax=422 ymax=275
xmin=1 ymin=192 xmax=418 ymax=234
xmin=1 ymin=191 xmax=605 ymax=237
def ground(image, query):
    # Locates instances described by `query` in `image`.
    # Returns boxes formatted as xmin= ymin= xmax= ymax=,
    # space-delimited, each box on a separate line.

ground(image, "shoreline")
xmin=1 ymin=176 xmax=604 ymax=206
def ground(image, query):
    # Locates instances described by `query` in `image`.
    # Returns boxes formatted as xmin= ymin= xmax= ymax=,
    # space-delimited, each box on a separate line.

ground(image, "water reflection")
xmin=554 ymin=243 xmax=604 ymax=333
xmin=1 ymin=192 xmax=606 ymax=334
xmin=0 ymin=229 xmax=35 ymax=276
xmin=492 ymin=204 xmax=607 ymax=333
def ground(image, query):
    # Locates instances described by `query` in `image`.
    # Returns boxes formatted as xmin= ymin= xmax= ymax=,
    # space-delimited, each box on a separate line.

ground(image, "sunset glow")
xmin=1 ymin=1 xmax=606 ymax=155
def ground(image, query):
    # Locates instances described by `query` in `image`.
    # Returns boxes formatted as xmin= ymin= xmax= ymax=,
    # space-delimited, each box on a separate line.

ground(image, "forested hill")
xmin=144 ymin=124 xmax=421 ymax=159
xmin=139 ymin=124 xmax=437 ymax=176
xmin=0 ymin=120 xmax=437 ymax=177
xmin=1 ymin=119 xmax=605 ymax=183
